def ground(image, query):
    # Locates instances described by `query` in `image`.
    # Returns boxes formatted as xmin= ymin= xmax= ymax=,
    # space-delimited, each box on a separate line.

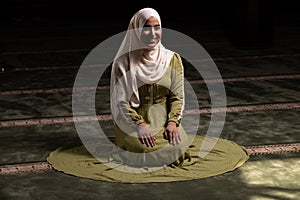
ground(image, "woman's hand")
xmin=164 ymin=121 xmax=181 ymax=145
xmin=137 ymin=123 xmax=156 ymax=147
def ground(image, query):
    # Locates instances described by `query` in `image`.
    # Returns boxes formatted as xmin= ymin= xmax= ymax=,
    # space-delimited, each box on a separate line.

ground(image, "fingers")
xmin=164 ymin=129 xmax=181 ymax=145
xmin=145 ymin=134 xmax=156 ymax=147
xmin=139 ymin=133 xmax=156 ymax=147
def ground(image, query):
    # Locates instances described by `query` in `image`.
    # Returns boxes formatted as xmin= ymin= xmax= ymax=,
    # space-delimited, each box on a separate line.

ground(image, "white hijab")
xmin=110 ymin=8 xmax=174 ymax=111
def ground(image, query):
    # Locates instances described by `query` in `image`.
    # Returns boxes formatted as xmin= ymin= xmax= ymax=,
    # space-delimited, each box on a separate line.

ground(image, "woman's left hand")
xmin=164 ymin=121 xmax=181 ymax=145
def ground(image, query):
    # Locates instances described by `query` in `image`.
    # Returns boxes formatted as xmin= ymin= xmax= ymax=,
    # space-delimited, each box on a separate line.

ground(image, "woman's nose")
xmin=149 ymin=29 xmax=153 ymax=36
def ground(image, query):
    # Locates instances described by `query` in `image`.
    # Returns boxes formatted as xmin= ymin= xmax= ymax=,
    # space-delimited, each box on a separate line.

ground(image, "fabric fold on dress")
xmin=47 ymin=135 xmax=249 ymax=183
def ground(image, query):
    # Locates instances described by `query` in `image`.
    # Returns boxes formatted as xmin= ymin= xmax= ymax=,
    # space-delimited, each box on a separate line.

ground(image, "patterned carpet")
xmin=0 ymin=19 xmax=299 ymax=199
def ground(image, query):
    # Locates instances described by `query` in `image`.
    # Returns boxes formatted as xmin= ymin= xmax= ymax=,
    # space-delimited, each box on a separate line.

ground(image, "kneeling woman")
xmin=47 ymin=8 xmax=249 ymax=183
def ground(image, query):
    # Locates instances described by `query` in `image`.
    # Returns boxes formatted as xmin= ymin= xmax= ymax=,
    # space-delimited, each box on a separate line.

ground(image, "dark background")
xmin=0 ymin=2 xmax=299 ymax=200
xmin=1 ymin=0 xmax=300 ymax=49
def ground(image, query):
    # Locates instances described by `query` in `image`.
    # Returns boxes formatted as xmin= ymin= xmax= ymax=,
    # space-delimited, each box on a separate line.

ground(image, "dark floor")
xmin=0 ymin=7 xmax=300 ymax=200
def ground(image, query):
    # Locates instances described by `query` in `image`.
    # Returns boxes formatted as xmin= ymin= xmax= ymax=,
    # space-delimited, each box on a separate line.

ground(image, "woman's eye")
xmin=142 ymin=26 xmax=161 ymax=33
xmin=142 ymin=27 xmax=151 ymax=32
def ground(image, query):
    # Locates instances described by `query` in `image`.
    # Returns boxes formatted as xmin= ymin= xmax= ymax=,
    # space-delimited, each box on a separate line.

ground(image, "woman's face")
xmin=140 ymin=17 xmax=162 ymax=48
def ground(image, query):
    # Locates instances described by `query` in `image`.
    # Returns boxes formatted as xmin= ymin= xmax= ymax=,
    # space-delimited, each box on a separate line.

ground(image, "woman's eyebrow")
xmin=143 ymin=24 xmax=161 ymax=27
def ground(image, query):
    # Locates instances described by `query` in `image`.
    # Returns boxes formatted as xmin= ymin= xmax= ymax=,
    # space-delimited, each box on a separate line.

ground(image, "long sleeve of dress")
xmin=167 ymin=53 xmax=184 ymax=126
xmin=118 ymin=100 xmax=145 ymax=126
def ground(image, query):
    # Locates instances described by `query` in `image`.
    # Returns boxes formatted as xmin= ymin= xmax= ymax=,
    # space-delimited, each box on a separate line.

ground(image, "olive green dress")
xmin=47 ymin=53 xmax=249 ymax=183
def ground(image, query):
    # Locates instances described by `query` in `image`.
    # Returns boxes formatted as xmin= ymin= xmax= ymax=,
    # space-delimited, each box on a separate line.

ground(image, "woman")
xmin=110 ymin=7 xmax=190 ymax=167
xmin=47 ymin=8 xmax=249 ymax=183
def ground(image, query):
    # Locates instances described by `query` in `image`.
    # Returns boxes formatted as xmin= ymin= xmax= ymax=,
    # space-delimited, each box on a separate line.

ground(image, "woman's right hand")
xmin=137 ymin=123 xmax=156 ymax=147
